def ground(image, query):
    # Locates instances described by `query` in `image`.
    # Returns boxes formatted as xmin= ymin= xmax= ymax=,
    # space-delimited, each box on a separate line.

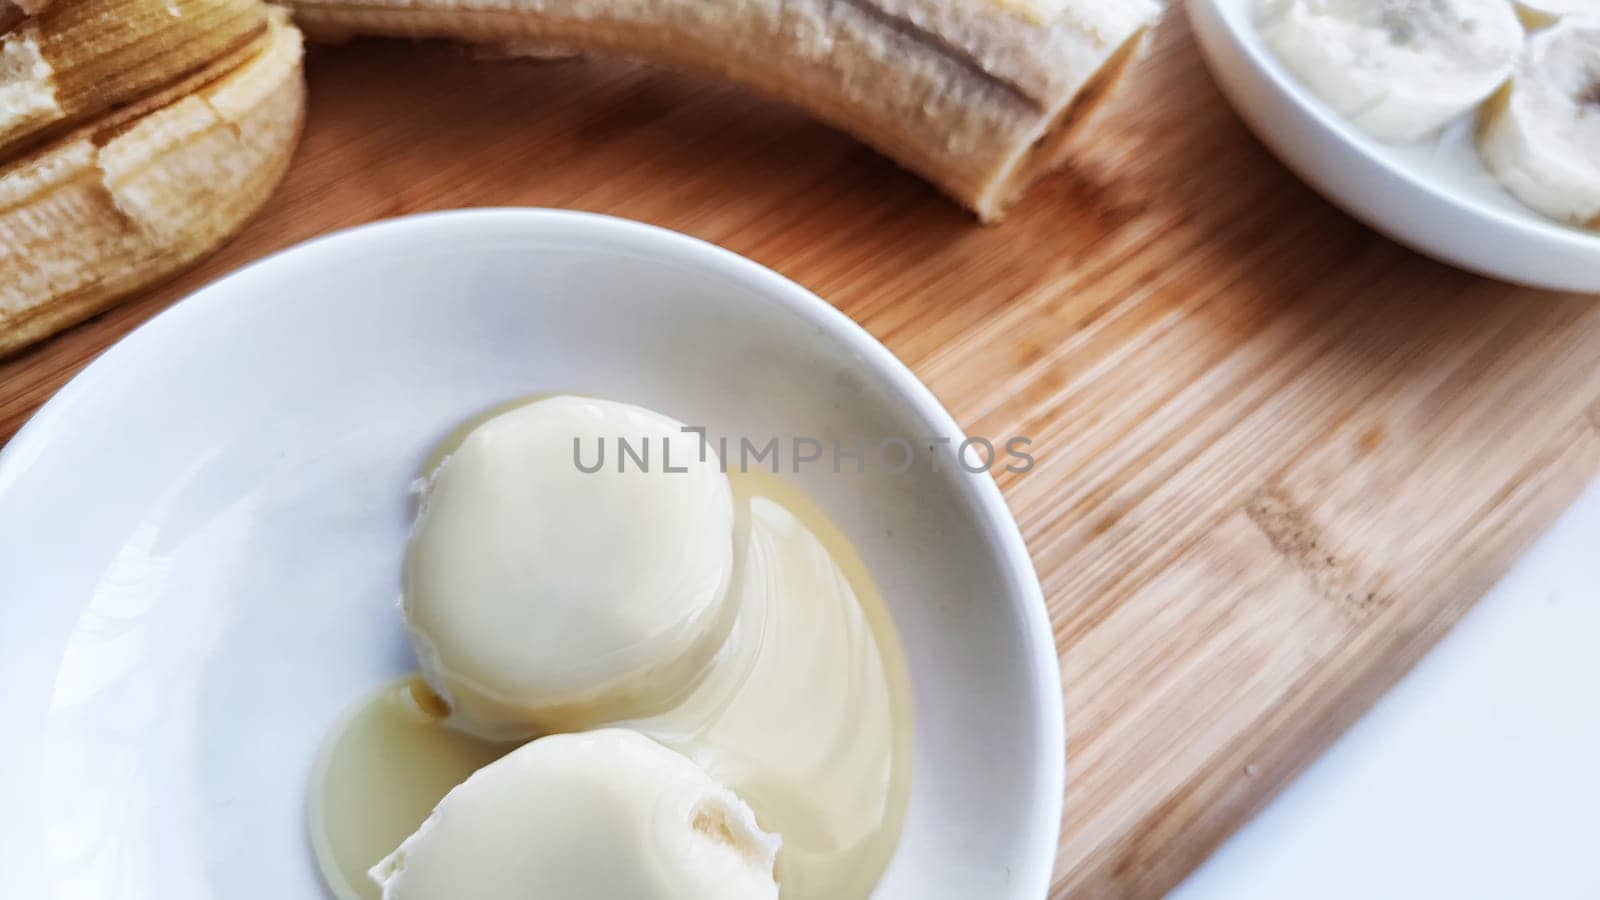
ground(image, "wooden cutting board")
xmin=3 ymin=10 xmax=1599 ymax=897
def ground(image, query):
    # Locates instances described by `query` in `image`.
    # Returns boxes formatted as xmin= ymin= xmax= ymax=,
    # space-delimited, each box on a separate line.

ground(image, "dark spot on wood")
xmin=1357 ymin=423 xmax=1386 ymax=454
xmin=1245 ymin=486 xmax=1391 ymax=623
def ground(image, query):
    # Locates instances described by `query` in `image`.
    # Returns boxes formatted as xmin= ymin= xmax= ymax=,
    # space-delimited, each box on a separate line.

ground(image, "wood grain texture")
xmin=3 ymin=10 xmax=1598 ymax=898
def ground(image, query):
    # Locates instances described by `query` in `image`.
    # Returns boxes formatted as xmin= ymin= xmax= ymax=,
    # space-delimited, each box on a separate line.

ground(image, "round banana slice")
xmin=1478 ymin=18 xmax=1600 ymax=228
xmin=404 ymin=396 xmax=737 ymax=741
xmin=1258 ymin=0 xmax=1525 ymax=143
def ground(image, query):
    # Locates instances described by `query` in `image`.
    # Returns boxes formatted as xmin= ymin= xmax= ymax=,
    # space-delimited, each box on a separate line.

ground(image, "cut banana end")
xmin=286 ymin=0 xmax=1161 ymax=221
xmin=0 ymin=12 xmax=305 ymax=357
xmin=1257 ymin=0 xmax=1524 ymax=143
xmin=1478 ymin=18 xmax=1600 ymax=229
xmin=0 ymin=0 xmax=269 ymax=158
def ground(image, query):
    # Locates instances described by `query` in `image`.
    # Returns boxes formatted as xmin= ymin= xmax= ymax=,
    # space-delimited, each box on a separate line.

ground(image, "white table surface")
xmin=1173 ymin=478 xmax=1600 ymax=899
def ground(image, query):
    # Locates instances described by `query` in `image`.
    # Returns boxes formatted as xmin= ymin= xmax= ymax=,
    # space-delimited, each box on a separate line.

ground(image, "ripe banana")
xmin=1477 ymin=18 xmax=1600 ymax=228
xmin=286 ymin=0 xmax=1161 ymax=221
xmin=0 ymin=7 xmax=305 ymax=357
xmin=1257 ymin=0 xmax=1525 ymax=143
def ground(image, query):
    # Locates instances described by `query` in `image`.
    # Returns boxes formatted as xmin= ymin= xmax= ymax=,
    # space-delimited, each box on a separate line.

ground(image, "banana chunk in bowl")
xmin=1477 ymin=18 xmax=1600 ymax=229
xmin=369 ymin=730 xmax=781 ymax=900
xmin=1256 ymin=0 xmax=1524 ymax=143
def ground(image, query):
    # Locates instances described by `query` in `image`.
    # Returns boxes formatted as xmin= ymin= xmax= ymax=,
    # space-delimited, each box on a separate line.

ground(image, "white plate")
xmin=1186 ymin=0 xmax=1600 ymax=293
xmin=0 ymin=210 xmax=1062 ymax=899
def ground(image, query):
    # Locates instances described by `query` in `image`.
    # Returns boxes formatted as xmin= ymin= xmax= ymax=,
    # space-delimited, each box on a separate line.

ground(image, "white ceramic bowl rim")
xmin=0 ymin=208 xmax=1066 ymax=895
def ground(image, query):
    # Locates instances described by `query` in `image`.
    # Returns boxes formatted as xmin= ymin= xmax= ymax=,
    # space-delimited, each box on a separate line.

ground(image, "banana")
xmin=285 ymin=0 xmax=1161 ymax=221
xmin=1257 ymin=0 xmax=1525 ymax=143
xmin=0 ymin=9 xmax=305 ymax=357
xmin=1477 ymin=18 xmax=1600 ymax=228
xmin=1 ymin=0 xmax=269 ymax=158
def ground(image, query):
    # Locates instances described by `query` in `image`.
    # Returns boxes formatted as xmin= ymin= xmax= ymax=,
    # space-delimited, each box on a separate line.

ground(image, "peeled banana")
xmin=0 ymin=3 xmax=305 ymax=357
xmin=286 ymin=0 xmax=1161 ymax=221
xmin=1477 ymin=18 xmax=1600 ymax=228
xmin=2 ymin=0 xmax=1155 ymax=354
xmin=1257 ymin=0 xmax=1525 ymax=143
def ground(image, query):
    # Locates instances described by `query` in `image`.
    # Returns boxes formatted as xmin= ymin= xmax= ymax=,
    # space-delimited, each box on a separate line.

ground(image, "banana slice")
xmin=1477 ymin=18 xmax=1600 ymax=228
xmin=1258 ymin=0 xmax=1525 ymax=143
xmin=0 ymin=11 xmax=305 ymax=357
xmin=285 ymin=0 xmax=1161 ymax=221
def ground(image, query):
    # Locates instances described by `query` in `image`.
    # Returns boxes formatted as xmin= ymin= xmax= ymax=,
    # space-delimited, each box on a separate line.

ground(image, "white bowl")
xmin=0 ymin=210 xmax=1062 ymax=898
xmin=1187 ymin=0 xmax=1600 ymax=293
